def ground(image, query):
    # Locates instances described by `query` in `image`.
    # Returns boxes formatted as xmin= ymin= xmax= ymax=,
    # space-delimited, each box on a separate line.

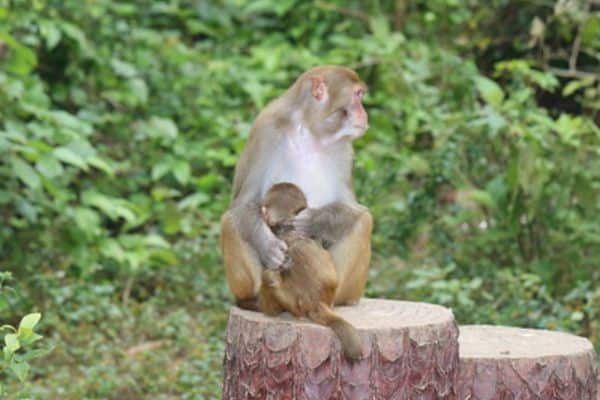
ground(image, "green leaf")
xmin=147 ymin=117 xmax=178 ymax=141
xmin=73 ymin=207 xmax=101 ymax=235
xmin=562 ymin=77 xmax=596 ymax=96
xmin=100 ymin=239 xmax=126 ymax=262
xmin=38 ymin=19 xmax=62 ymax=49
xmin=150 ymin=249 xmax=179 ymax=266
xmin=571 ymin=311 xmax=584 ymax=321
xmin=474 ymin=76 xmax=505 ymax=107
xmin=88 ymin=156 xmax=115 ymax=175
xmin=581 ymin=15 xmax=600 ymax=47
xmin=555 ymin=113 xmax=583 ymax=144
xmin=54 ymin=147 xmax=88 ymax=170
xmin=18 ymin=313 xmax=41 ymax=331
xmin=111 ymin=58 xmax=138 ymax=78
xmin=4 ymin=333 xmax=20 ymax=353
xmin=58 ymin=21 xmax=93 ymax=56
xmin=468 ymin=189 xmax=497 ymax=209
xmin=36 ymin=154 xmax=64 ymax=178
xmin=172 ymin=160 xmax=190 ymax=185
xmin=21 ymin=345 xmax=54 ymax=361
xmin=243 ymin=0 xmax=296 ymax=16
xmin=67 ymin=140 xmax=96 ymax=158
xmin=196 ymin=173 xmax=221 ymax=190
xmin=49 ymin=111 xmax=93 ymax=135
xmin=82 ymin=191 xmax=137 ymax=223
xmin=0 ymin=32 xmax=37 ymax=75
xmin=151 ymin=163 xmax=169 ymax=181
xmin=12 ymin=157 xmax=41 ymax=189
xmin=369 ymin=15 xmax=390 ymax=40
xmin=178 ymin=192 xmax=210 ymax=209
xmin=19 ymin=333 xmax=43 ymax=346
xmin=4 ymin=78 xmax=24 ymax=99
xmin=143 ymin=234 xmax=170 ymax=248
xmin=128 ymin=78 xmax=148 ymax=104
xmin=10 ymin=360 xmax=29 ymax=382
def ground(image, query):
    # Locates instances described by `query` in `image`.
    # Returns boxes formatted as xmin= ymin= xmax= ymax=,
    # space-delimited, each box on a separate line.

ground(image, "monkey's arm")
xmin=228 ymin=200 xmax=288 ymax=270
xmin=291 ymin=202 xmax=366 ymax=248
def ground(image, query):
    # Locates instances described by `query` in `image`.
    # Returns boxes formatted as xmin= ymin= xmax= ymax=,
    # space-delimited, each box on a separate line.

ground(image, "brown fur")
xmin=258 ymin=183 xmax=362 ymax=360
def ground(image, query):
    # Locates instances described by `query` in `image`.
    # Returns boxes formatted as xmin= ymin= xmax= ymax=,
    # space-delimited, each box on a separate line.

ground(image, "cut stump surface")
xmin=223 ymin=298 xmax=459 ymax=399
xmin=458 ymin=325 xmax=599 ymax=400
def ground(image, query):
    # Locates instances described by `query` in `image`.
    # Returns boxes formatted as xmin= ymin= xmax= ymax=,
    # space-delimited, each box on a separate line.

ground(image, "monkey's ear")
xmin=310 ymin=76 xmax=328 ymax=102
xmin=261 ymin=206 xmax=270 ymax=224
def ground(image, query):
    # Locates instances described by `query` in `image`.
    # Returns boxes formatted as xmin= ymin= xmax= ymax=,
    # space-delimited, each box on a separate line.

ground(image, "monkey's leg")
xmin=221 ymin=210 xmax=263 ymax=303
xmin=329 ymin=209 xmax=373 ymax=306
xmin=271 ymin=288 xmax=302 ymax=317
xmin=258 ymin=288 xmax=284 ymax=316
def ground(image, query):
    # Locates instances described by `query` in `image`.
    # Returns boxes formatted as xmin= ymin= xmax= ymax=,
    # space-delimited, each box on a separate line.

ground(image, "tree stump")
xmin=457 ymin=325 xmax=599 ymax=400
xmin=223 ymin=298 xmax=458 ymax=399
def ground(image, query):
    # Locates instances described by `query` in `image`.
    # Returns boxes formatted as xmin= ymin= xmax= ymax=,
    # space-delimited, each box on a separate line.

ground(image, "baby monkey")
xmin=258 ymin=182 xmax=362 ymax=360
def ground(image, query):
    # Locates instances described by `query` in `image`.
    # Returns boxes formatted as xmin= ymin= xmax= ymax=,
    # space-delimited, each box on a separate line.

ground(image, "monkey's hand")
xmin=290 ymin=208 xmax=319 ymax=238
xmin=258 ymin=226 xmax=290 ymax=270
xmin=291 ymin=203 xmax=362 ymax=247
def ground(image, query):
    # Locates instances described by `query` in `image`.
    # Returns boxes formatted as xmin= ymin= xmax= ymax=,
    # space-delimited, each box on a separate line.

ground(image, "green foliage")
xmin=0 ymin=0 xmax=598 ymax=397
xmin=1 ymin=308 xmax=53 ymax=398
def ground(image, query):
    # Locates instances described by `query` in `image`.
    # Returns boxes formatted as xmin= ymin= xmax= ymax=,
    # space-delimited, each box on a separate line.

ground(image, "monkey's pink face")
xmin=309 ymin=77 xmax=369 ymax=146
xmin=320 ymin=86 xmax=368 ymax=145
xmin=348 ymin=86 xmax=368 ymax=132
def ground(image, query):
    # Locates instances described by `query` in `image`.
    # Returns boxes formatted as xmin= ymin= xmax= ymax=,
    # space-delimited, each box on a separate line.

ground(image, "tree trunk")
xmin=457 ymin=325 xmax=599 ymax=400
xmin=223 ymin=298 xmax=459 ymax=399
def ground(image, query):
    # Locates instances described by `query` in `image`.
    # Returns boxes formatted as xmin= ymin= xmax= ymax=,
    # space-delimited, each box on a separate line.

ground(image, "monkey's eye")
xmin=340 ymin=109 xmax=349 ymax=118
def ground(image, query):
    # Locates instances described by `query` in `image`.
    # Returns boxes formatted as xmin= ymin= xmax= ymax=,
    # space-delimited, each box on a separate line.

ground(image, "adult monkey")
xmin=220 ymin=65 xmax=372 ymax=307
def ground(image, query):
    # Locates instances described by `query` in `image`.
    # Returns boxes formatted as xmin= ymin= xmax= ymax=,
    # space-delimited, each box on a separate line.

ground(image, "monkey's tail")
xmin=309 ymin=303 xmax=362 ymax=360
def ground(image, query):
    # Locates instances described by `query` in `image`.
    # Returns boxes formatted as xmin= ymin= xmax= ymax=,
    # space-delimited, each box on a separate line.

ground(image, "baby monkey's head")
xmin=262 ymin=183 xmax=307 ymax=228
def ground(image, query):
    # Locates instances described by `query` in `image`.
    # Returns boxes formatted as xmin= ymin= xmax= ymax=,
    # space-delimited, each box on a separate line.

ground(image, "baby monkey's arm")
xmin=291 ymin=202 xmax=366 ymax=248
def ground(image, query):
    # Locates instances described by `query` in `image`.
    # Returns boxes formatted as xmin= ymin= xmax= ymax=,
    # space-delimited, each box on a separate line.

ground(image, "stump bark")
xmin=457 ymin=325 xmax=599 ymax=400
xmin=223 ymin=298 xmax=459 ymax=399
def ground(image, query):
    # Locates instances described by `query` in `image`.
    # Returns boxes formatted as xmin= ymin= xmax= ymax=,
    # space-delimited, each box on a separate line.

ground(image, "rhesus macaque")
xmin=258 ymin=183 xmax=362 ymax=360
xmin=221 ymin=65 xmax=372 ymax=307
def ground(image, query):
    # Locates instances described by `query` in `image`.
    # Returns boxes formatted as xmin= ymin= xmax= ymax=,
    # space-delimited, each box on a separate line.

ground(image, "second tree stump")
xmin=457 ymin=325 xmax=599 ymax=400
xmin=223 ymin=298 xmax=459 ymax=399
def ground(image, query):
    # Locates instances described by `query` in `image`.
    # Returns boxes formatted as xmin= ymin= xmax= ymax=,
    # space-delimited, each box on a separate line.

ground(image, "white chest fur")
xmin=261 ymin=126 xmax=343 ymax=208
